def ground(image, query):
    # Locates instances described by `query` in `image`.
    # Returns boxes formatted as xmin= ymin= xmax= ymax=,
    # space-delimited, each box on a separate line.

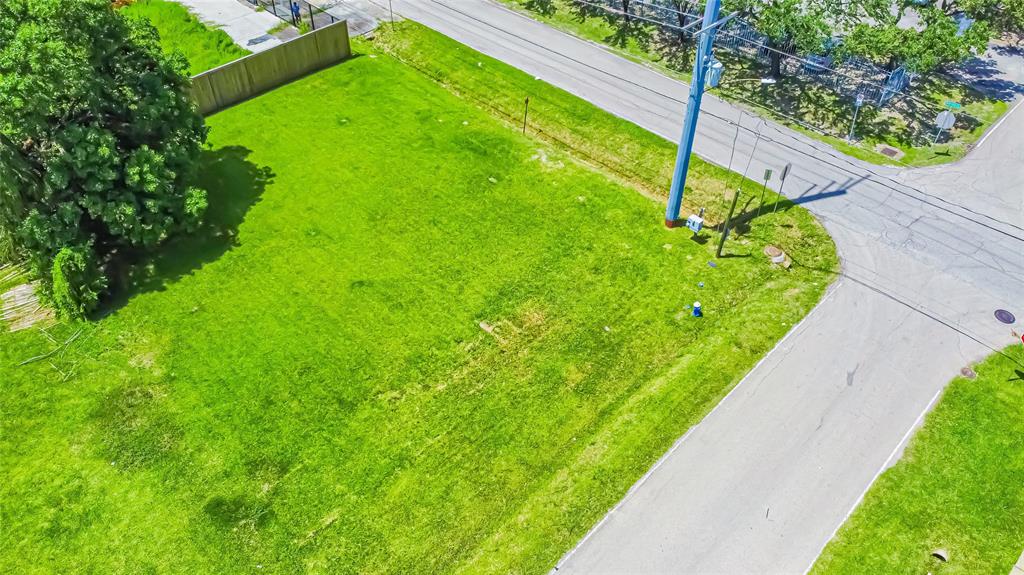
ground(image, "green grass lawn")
xmin=123 ymin=0 xmax=250 ymax=75
xmin=0 ymin=24 xmax=836 ymax=574
xmin=812 ymin=346 xmax=1024 ymax=575
xmin=499 ymin=0 xmax=1009 ymax=167
xmin=370 ymin=23 xmax=799 ymax=227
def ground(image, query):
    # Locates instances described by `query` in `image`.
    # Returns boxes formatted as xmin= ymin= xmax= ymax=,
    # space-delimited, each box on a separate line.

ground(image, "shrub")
xmin=50 ymin=246 xmax=108 ymax=320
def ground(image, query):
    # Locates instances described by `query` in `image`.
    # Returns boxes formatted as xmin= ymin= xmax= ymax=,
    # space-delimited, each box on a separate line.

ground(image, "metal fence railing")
xmin=580 ymin=0 xmax=917 ymax=109
xmin=245 ymin=0 xmax=339 ymax=31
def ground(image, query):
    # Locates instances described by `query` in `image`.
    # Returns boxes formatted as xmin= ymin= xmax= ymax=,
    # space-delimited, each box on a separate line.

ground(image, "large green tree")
xmin=0 ymin=0 xmax=207 ymax=317
xmin=840 ymin=3 xmax=991 ymax=72
xmin=943 ymin=0 xmax=1024 ymax=37
xmin=727 ymin=0 xmax=832 ymax=77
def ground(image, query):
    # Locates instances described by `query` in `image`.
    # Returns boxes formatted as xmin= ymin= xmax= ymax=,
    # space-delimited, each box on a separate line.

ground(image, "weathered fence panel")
xmin=191 ymin=20 xmax=351 ymax=115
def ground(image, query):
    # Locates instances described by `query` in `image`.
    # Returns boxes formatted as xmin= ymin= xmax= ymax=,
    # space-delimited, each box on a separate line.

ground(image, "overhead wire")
xmin=574 ymin=0 xmax=977 ymax=121
xmin=412 ymin=0 xmax=1024 ymax=242
xmin=364 ymin=0 xmax=1024 ymax=356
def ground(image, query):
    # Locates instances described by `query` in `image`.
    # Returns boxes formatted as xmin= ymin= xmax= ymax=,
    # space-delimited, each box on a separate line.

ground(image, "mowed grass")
xmin=812 ymin=347 xmax=1024 ymax=575
xmin=0 ymin=27 xmax=836 ymax=575
xmin=370 ymin=23 xmax=805 ymax=227
xmin=123 ymin=0 xmax=249 ymax=75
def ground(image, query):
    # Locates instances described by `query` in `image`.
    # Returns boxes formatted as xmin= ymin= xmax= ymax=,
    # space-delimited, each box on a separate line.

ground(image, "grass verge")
xmin=0 ymin=22 xmax=836 ymax=574
xmin=123 ymin=0 xmax=250 ymax=75
xmin=812 ymin=346 xmax=1024 ymax=575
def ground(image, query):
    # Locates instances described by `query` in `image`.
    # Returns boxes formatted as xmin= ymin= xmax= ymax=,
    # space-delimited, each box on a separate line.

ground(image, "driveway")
xmin=382 ymin=1 xmax=1024 ymax=573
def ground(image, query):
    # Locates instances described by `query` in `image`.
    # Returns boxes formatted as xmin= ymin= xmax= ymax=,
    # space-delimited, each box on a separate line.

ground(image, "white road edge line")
xmin=800 ymin=384 xmax=945 ymax=575
xmin=552 ymin=277 xmax=845 ymax=572
xmin=975 ymin=96 xmax=1024 ymax=149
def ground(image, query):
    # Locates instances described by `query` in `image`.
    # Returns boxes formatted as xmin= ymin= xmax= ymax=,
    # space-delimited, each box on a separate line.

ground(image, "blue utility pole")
xmin=665 ymin=0 xmax=722 ymax=227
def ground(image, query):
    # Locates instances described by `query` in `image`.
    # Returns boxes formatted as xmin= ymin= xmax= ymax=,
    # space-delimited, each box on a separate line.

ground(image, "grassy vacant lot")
xmin=500 ymin=0 xmax=1009 ymax=166
xmin=812 ymin=347 xmax=1024 ymax=575
xmin=0 ymin=24 xmax=835 ymax=574
xmin=123 ymin=0 xmax=249 ymax=75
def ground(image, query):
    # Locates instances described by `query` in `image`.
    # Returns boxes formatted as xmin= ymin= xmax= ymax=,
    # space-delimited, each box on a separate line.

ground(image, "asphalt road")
xmin=381 ymin=1 xmax=1022 ymax=572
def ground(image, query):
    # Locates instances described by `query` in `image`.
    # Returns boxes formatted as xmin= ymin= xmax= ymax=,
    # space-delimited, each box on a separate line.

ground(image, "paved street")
xmin=382 ymin=1 xmax=1024 ymax=572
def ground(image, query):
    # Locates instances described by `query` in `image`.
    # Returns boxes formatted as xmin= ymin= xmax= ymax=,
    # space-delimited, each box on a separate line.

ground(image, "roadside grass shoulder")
xmin=812 ymin=346 xmax=1024 ymax=575
xmin=1 ymin=22 xmax=836 ymax=574
xmin=371 ymin=22 xmax=836 ymax=238
xmin=123 ymin=0 xmax=250 ymax=75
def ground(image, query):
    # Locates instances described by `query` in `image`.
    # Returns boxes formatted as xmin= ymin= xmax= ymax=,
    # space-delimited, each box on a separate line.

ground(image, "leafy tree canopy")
xmin=0 ymin=0 xmax=207 ymax=317
xmin=943 ymin=0 xmax=1024 ymax=36
xmin=726 ymin=0 xmax=832 ymax=77
xmin=840 ymin=4 xmax=991 ymax=71
xmin=728 ymin=0 xmax=831 ymax=50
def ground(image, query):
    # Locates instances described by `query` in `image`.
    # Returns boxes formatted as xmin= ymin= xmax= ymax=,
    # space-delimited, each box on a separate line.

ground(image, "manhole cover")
xmin=880 ymin=146 xmax=900 ymax=158
xmin=995 ymin=309 xmax=1016 ymax=324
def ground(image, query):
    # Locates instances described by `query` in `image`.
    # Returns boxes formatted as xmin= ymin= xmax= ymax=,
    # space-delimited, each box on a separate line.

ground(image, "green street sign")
xmin=945 ymin=101 xmax=962 ymax=109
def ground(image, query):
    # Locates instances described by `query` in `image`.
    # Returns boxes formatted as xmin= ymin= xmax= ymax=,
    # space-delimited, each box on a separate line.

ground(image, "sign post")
xmin=847 ymin=93 xmax=864 ymax=141
xmin=773 ymin=163 xmax=791 ymax=214
xmin=757 ymin=168 xmax=772 ymax=216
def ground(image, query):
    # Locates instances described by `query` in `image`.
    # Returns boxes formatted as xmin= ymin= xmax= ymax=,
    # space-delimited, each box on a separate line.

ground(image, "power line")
xmin=573 ymin=0 xmax=978 ymax=122
xmin=622 ymin=0 xmax=703 ymax=20
xmin=696 ymin=104 xmax=1024 ymax=241
xmin=570 ymin=0 xmax=707 ymax=33
xmin=413 ymin=0 xmax=1024 ymax=242
xmin=368 ymin=0 xmax=1023 ymax=354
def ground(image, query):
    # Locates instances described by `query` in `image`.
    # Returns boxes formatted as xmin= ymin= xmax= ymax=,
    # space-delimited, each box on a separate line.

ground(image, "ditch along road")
xmin=380 ymin=0 xmax=1024 ymax=573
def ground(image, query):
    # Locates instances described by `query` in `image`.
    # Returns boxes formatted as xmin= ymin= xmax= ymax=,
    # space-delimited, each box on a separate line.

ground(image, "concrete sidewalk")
xmin=172 ymin=0 xmax=284 ymax=52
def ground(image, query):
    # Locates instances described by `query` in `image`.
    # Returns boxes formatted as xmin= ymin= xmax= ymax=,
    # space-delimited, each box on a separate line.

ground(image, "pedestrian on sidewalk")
xmin=291 ymin=1 xmax=301 ymax=25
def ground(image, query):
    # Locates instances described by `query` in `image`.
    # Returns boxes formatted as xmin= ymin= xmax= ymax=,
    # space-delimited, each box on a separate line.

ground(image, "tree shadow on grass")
xmin=100 ymin=146 xmax=274 ymax=315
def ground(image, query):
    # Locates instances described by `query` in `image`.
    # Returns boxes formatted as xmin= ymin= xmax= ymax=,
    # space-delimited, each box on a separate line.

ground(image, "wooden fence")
xmin=191 ymin=20 xmax=351 ymax=115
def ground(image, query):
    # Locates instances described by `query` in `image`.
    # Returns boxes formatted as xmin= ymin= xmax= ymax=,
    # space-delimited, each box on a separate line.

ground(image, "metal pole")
xmin=389 ymin=0 xmax=395 ymax=24
xmin=665 ymin=0 xmax=722 ymax=227
xmin=773 ymin=177 xmax=785 ymax=214
xmin=308 ymin=4 xmax=315 ymax=30
xmin=933 ymin=126 xmax=943 ymax=144
xmin=716 ymin=190 xmax=741 ymax=258
xmin=847 ymin=103 xmax=860 ymax=140
xmin=757 ymin=172 xmax=769 ymax=217
xmin=718 ymin=109 xmax=744 ymax=218
xmin=522 ymin=97 xmax=530 ymax=134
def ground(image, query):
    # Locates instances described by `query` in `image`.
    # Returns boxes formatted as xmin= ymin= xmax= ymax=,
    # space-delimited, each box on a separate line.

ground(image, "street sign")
xmin=935 ymin=110 xmax=956 ymax=130
xmin=763 ymin=168 xmax=772 ymax=181
xmin=855 ymin=93 xmax=864 ymax=108
xmin=780 ymin=163 xmax=792 ymax=182
xmin=945 ymin=101 xmax=961 ymax=109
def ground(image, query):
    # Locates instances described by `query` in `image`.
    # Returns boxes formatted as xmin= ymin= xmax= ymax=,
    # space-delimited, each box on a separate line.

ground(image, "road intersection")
xmin=384 ymin=1 xmax=1024 ymax=572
